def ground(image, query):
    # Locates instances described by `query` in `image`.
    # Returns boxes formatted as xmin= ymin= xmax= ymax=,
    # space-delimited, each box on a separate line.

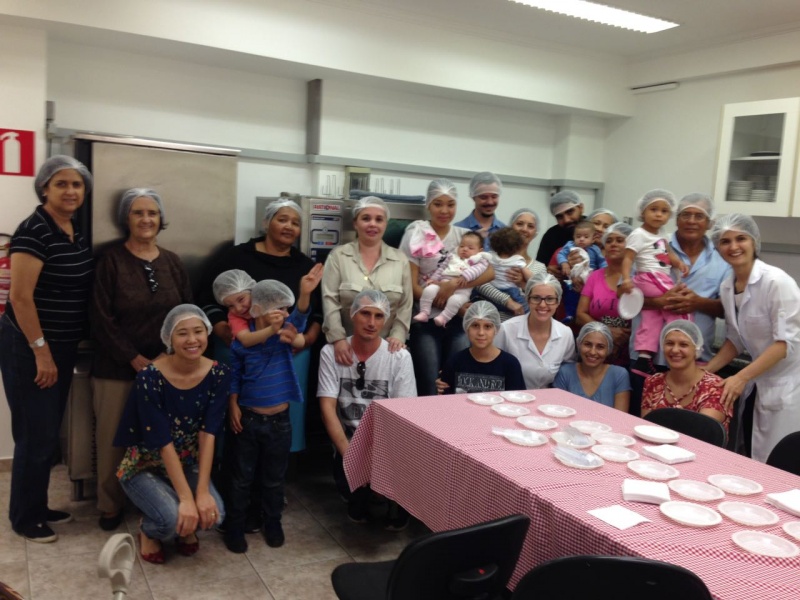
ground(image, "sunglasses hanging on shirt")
xmin=356 ymin=361 xmax=366 ymax=390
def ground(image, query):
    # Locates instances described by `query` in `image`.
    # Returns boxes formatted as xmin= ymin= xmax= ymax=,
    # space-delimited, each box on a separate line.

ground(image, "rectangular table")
xmin=345 ymin=388 xmax=800 ymax=600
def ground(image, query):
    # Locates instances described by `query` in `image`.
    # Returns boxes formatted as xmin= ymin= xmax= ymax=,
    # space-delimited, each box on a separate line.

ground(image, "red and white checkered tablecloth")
xmin=344 ymin=388 xmax=800 ymax=599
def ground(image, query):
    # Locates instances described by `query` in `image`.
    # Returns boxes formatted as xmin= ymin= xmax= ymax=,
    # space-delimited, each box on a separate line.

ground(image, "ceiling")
xmin=329 ymin=0 xmax=800 ymax=60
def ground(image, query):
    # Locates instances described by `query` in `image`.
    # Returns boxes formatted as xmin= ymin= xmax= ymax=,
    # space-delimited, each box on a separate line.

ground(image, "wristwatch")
xmin=29 ymin=337 xmax=46 ymax=349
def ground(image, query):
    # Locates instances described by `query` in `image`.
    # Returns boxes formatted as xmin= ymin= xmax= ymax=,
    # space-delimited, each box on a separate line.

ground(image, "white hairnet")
xmin=263 ymin=199 xmax=302 ymax=224
xmin=463 ymin=301 xmax=501 ymax=332
xmin=549 ymin=191 xmax=581 ymax=216
xmin=118 ymin=188 xmax=166 ymax=231
xmin=34 ymin=155 xmax=93 ymax=202
xmin=602 ymin=222 xmax=633 ymax=246
xmin=660 ymin=320 xmax=704 ymax=359
xmin=710 ymin=213 xmax=761 ymax=255
xmin=426 ymin=178 xmax=458 ymax=207
xmin=160 ymin=304 xmax=212 ymax=353
xmin=510 ymin=208 xmax=541 ymax=236
xmin=212 ymin=269 xmax=257 ymax=304
xmin=349 ymin=289 xmax=391 ymax=319
xmin=525 ymin=272 xmax=563 ymax=304
xmin=352 ymin=196 xmax=390 ymax=220
xmin=577 ymin=322 xmax=613 ymax=350
xmin=469 ymin=172 xmax=503 ymax=198
xmin=588 ymin=208 xmax=619 ymax=223
xmin=637 ymin=189 xmax=676 ymax=219
xmin=249 ymin=280 xmax=295 ymax=318
xmin=678 ymin=193 xmax=715 ymax=220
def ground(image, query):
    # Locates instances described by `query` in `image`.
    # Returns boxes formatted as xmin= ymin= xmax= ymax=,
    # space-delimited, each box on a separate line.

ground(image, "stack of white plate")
xmin=727 ymin=180 xmax=752 ymax=202
xmin=746 ymin=174 xmax=767 ymax=189
xmin=768 ymin=175 xmax=778 ymax=191
xmin=749 ymin=189 xmax=775 ymax=202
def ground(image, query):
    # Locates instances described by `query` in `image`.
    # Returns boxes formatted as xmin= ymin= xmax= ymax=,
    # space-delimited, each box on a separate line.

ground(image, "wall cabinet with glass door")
xmin=713 ymin=98 xmax=800 ymax=217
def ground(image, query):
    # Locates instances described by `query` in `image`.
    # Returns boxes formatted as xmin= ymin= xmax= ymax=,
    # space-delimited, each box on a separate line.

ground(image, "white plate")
xmin=467 ymin=393 xmax=504 ymax=406
xmin=628 ymin=460 xmax=680 ymax=481
xmin=707 ymin=474 xmax=763 ymax=496
xmin=633 ymin=425 xmax=680 ymax=444
xmin=718 ymin=501 xmax=779 ymax=527
xmin=592 ymin=445 xmax=639 ymax=463
xmin=491 ymin=403 xmax=530 ymax=417
xmin=551 ymin=431 xmax=594 ymax=449
xmin=782 ymin=521 xmax=800 ymax=542
xmin=732 ymin=531 xmax=800 ymax=558
xmin=516 ymin=415 xmax=558 ymax=431
xmin=552 ymin=449 xmax=605 ymax=470
xmin=660 ymin=501 xmax=721 ymax=527
xmin=571 ymin=420 xmax=612 ymax=435
xmin=497 ymin=429 xmax=549 ymax=447
xmin=668 ymin=480 xmax=725 ymax=502
xmin=618 ymin=287 xmax=644 ymax=320
xmin=592 ymin=432 xmax=636 ymax=447
xmin=500 ymin=391 xmax=536 ymax=403
xmin=538 ymin=404 xmax=577 ymax=418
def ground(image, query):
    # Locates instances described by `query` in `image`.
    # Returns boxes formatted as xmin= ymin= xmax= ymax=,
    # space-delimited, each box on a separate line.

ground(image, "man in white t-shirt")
xmin=318 ymin=290 xmax=416 ymax=530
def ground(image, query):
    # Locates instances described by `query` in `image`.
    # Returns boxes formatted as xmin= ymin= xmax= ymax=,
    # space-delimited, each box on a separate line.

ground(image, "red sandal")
xmin=139 ymin=531 xmax=165 ymax=565
xmin=176 ymin=534 xmax=199 ymax=557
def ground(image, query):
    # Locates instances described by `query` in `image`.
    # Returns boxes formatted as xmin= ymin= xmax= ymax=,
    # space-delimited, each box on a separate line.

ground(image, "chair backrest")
xmin=643 ymin=408 xmax=726 ymax=447
xmin=387 ymin=514 xmax=530 ymax=600
xmin=767 ymin=431 xmax=800 ymax=476
xmin=510 ymin=555 xmax=713 ymax=600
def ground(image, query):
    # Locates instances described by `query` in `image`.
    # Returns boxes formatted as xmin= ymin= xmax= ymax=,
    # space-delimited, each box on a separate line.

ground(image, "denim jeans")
xmin=120 ymin=465 xmax=225 ymax=542
xmin=408 ymin=318 xmax=469 ymax=396
xmin=0 ymin=316 xmax=78 ymax=532
xmin=227 ymin=408 xmax=292 ymax=531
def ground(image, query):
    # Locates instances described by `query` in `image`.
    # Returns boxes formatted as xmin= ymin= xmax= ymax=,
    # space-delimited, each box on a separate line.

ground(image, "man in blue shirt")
xmin=456 ymin=171 xmax=506 ymax=250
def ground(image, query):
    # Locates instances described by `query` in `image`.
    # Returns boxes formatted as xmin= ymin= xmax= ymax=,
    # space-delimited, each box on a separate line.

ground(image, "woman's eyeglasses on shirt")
xmin=528 ymin=295 xmax=559 ymax=306
xmin=356 ymin=361 xmax=366 ymax=390
xmin=142 ymin=262 xmax=159 ymax=293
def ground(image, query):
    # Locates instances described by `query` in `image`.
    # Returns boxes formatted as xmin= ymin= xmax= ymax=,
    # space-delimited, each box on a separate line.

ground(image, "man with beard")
xmin=536 ymin=190 xmax=585 ymax=272
xmin=456 ymin=171 xmax=506 ymax=250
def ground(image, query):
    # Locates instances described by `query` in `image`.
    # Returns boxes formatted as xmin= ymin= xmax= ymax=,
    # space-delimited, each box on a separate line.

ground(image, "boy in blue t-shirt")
xmin=223 ymin=266 xmax=322 ymax=553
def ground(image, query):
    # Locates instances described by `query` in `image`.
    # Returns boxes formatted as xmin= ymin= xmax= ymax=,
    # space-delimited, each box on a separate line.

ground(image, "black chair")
xmin=643 ymin=408 xmax=727 ymax=447
xmin=510 ymin=555 xmax=713 ymax=600
xmin=767 ymin=431 xmax=800 ymax=476
xmin=331 ymin=514 xmax=530 ymax=600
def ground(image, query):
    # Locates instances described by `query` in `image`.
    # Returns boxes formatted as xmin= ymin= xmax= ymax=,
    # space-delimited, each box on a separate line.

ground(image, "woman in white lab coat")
xmin=705 ymin=214 xmax=800 ymax=462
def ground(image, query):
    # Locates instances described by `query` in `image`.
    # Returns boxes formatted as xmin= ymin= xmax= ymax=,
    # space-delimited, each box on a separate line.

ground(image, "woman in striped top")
xmin=0 ymin=155 xmax=94 ymax=543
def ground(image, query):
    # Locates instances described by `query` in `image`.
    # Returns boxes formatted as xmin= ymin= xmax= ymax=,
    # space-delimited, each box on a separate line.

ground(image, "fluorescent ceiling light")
xmin=509 ymin=0 xmax=679 ymax=34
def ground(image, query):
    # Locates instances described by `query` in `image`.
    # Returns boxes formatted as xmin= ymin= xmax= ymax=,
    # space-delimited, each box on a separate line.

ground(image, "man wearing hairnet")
xmin=455 ymin=172 xmax=506 ymax=250
xmin=317 ymin=290 xmax=416 ymax=529
xmin=628 ymin=193 xmax=730 ymax=413
xmin=536 ymin=190 xmax=586 ymax=269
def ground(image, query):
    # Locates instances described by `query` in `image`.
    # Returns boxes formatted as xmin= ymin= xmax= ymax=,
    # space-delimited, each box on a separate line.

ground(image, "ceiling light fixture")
xmin=509 ymin=0 xmax=679 ymax=34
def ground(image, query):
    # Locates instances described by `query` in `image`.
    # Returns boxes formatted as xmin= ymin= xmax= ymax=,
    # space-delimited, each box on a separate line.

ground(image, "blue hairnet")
xmin=263 ymin=199 xmax=302 ymax=224
xmin=350 ymin=289 xmax=391 ymax=319
xmin=549 ymin=191 xmax=581 ymax=216
xmin=510 ymin=208 xmax=541 ymax=237
xmin=463 ymin=301 xmax=501 ymax=332
xmin=576 ymin=322 xmax=613 ymax=351
xmin=249 ymin=280 xmax=295 ymax=318
xmin=677 ymin=193 xmax=715 ymax=220
xmin=160 ymin=304 xmax=212 ymax=353
xmin=212 ymin=269 xmax=257 ymax=304
xmin=118 ymin=188 xmax=166 ymax=231
xmin=34 ymin=155 xmax=93 ymax=203
xmin=353 ymin=196 xmax=390 ymax=220
xmin=602 ymin=222 xmax=633 ymax=246
xmin=525 ymin=272 xmax=563 ymax=304
xmin=710 ymin=213 xmax=761 ymax=255
xmin=426 ymin=178 xmax=458 ymax=207
xmin=637 ymin=189 xmax=676 ymax=219
xmin=469 ymin=172 xmax=502 ymax=198
xmin=660 ymin=320 xmax=704 ymax=359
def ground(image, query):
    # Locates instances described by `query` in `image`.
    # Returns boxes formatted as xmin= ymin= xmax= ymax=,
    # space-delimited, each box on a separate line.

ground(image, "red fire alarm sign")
xmin=0 ymin=129 xmax=35 ymax=177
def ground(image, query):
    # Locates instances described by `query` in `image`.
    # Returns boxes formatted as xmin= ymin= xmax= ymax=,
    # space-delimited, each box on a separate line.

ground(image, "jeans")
xmin=227 ymin=408 xmax=292 ymax=531
xmin=408 ymin=318 xmax=469 ymax=396
xmin=120 ymin=465 xmax=225 ymax=542
xmin=0 ymin=316 xmax=78 ymax=532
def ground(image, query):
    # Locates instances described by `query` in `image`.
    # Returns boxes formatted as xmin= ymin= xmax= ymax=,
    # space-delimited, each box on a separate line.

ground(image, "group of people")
xmin=3 ymin=156 xmax=800 ymax=568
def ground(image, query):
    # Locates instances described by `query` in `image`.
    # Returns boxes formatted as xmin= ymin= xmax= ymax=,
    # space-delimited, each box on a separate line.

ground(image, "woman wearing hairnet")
xmin=322 ymin=196 xmax=412 ymax=365
xmin=587 ymin=208 xmax=619 ymax=248
xmin=642 ymin=321 xmax=730 ymax=431
xmin=439 ymin=302 xmax=524 ymax=394
xmin=554 ymin=322 xmax=630 ymax=412
xmin=495 ymin=273 xmax=576 ymax=389
xmin=114 ymin=305 xmax=229 ymax=564
xmin=90 ymin=188 xmax=192 ymax=531
xmin=0 ymin=156 xmax=94 ymax=543
xmin=400 ymin=179 xmax=496 ymax=396
xmin=705 ymin=214 xmax=800 ymax=461
xmin=473 ymin=208 xmax=548 ymax=320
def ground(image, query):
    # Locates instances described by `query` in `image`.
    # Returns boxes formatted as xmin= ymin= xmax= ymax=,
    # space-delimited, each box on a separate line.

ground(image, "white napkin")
xmin=766 ymin=489 xmax=800 ymax=517
xmin=588 ymin=505 xmax=650 ymax=530
xmin=622 ymin=479 xmax=671 ymax=504
xmin=641 ymin=444 xmax=696 ymax=465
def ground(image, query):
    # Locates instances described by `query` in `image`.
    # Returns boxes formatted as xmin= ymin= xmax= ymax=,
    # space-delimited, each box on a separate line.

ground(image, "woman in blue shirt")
xmin=554 ymin=322 xmax=631 ymax=412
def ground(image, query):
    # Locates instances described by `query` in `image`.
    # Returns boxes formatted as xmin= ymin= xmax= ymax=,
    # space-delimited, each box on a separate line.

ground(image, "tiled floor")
xmin=0 ymin=451 xmax=429 ymax=600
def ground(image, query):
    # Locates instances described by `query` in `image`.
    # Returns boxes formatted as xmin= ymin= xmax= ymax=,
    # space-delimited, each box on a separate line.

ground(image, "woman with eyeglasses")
xmin=0 ymin=156 xmax=94 ymax=543
xmin=495 ymin=273 xmax=576 ymax=390
xmin=90 ymin=188 xmax=191 ymax=531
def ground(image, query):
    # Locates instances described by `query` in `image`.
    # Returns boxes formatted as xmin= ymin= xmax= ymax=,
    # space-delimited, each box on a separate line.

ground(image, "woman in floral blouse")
xmin=114 ymin=304 xmax=230 ymax=564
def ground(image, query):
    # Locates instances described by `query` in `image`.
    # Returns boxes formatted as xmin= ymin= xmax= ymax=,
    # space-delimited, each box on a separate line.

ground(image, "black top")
xmin=198 ymin=238 xmax=322 ymax=327
xmin=6 ymin=206 xmax=93 ymax=343
xmin=441 ymin=348 xmax=525 ymax=394
xmin=535 ymin=223 xmax=575 ymax=265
